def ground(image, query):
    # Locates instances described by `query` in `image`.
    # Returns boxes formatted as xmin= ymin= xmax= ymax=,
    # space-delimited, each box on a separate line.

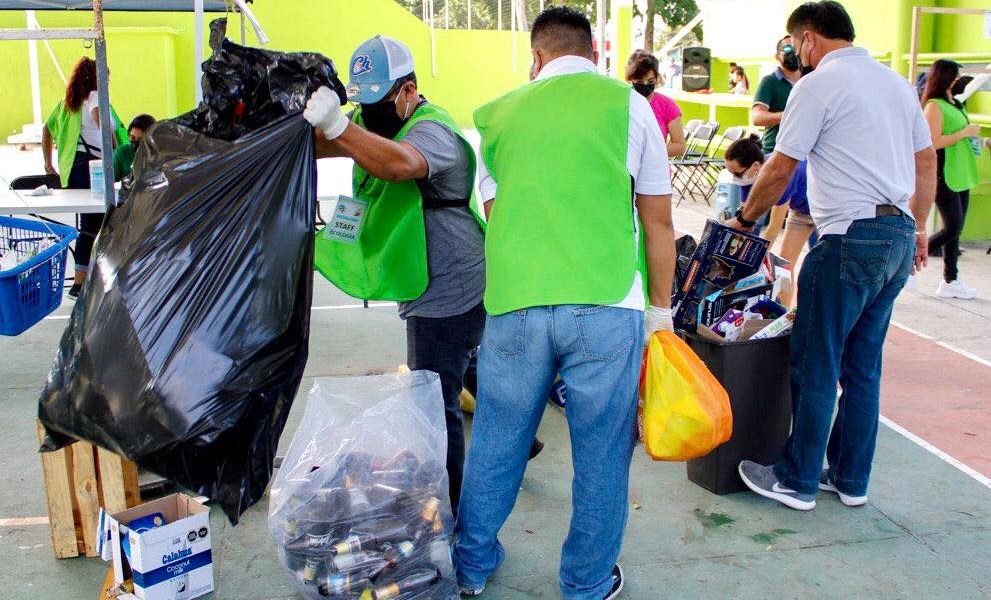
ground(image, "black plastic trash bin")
xmin=684 ymin=332 xmax=793 ymax=494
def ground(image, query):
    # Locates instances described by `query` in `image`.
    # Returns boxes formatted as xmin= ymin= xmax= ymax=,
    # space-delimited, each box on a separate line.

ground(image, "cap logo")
xmin=352 ymin=55 xmax=373 ymax=76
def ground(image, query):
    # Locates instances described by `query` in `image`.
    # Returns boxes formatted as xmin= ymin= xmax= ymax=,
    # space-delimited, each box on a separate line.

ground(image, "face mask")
xmin=633 ymin=82 xmax=654 ymax=98
xmin=361 ymin=93 xmax=413 ymax=139
xmin=796 ymin=35 xmax=815 ymax=76
xmin=781 ymin=45 xmax=799 ymax=72
xmin=951 ymin=76 xmax=973 ymax=98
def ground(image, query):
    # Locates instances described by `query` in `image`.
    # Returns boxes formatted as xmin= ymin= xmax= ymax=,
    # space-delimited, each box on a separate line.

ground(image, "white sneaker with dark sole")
xmin=738 ymin=460 xmax=816 ymax=511
xmin=459 ymin=584 xmax=485 ymax=597
xmin=818 ymin=472 xmax=867 ymax=507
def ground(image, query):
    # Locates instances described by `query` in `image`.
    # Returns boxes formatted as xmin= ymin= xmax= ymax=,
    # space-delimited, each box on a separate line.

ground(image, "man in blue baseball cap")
xmin=304 ymin=35 xmax=486 ymax=514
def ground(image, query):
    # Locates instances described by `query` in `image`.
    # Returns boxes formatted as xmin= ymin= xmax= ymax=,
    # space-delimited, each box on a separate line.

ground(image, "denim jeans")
xmin=454 ymin=305 xmax=642 ymax=600
xmin=774 ymin=215 xmax=915 ymax=497
xmin=406 ymin=302 xmax=487 ymax=515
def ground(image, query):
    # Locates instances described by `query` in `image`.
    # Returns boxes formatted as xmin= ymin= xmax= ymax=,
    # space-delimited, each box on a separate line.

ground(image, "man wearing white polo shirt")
xmin=725 ymin=1 xmax=937 ymax=511
xmin=454 ymin=8 xmax=676 ymax=598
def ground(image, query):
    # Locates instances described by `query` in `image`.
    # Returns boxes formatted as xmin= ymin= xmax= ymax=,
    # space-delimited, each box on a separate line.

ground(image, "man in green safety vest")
xmin=303 ymin=36 xmax=485 ymax=515
xmin=453 ymin=7 xmax=677 ymax=600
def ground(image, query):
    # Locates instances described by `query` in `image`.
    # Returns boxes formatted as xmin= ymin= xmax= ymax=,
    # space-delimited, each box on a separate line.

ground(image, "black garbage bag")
xmin=38 ymin=19 xmax=346 ymax=523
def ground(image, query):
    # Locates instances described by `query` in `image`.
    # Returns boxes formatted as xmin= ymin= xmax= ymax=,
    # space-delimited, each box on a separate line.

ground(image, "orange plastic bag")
xmin=638 ymin=331 xmax=732 ymax=461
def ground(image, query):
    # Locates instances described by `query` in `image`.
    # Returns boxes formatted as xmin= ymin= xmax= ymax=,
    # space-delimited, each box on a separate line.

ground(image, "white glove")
xmin=303 ymin=86 xmax=348 ymax=141
xmin=644 ymin=305 xmax=674 ymax=345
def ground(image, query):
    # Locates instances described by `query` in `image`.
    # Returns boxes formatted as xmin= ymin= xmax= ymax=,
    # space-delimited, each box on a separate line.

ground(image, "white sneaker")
xmin=818 ymin=472 xmax=868 ymax=507
xmin=936 ymin=280 xmax=977 ymax=300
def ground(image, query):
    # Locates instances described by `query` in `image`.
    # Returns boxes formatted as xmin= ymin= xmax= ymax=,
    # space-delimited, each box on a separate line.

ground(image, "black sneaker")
xmin=603 ymin=564 xmax=624 ymax=600
xmin=67 ymin=284 xmax=81 ymax=299
xmin=528 ymin=437 xmax=545 ymax=461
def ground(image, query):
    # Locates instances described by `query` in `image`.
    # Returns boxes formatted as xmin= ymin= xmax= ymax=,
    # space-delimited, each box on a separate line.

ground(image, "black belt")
xmin=875 ymin=205 xmax=903 ymax=218
xmin=423 ymin=197 xmax=470 ymax=209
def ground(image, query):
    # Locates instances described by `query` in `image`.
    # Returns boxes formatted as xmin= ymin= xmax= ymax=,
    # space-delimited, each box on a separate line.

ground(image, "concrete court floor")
xmin=2 ymin=147 xmax=991 ymax=599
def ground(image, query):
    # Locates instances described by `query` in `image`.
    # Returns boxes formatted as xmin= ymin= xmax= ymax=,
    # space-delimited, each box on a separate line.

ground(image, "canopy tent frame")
xmin=0 ymin=1 xmax=264 ymax=209
xmin=909 ymin=6 xmax=990 ymax=85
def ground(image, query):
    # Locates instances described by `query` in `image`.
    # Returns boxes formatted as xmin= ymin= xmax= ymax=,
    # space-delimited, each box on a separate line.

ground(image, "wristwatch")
xmin=734 ymin=208 xmax=757 ymax=228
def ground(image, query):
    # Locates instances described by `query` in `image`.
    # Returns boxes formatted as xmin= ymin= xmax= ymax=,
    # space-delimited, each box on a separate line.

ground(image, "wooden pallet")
xmin=36 ymin=422 xmax=140 ymax=559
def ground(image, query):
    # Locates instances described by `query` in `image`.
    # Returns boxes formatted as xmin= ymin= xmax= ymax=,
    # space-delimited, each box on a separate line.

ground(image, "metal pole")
xmin=445 ymin=0 xmax=449 ymax=29
xmin=430 ymin=0 xmax=437 ymax=76
xmin=92 ymin=0 xmax=116 ymax=209
xmin=468 ymin=0 xmax=472 ymax=29
xmin=908 ymin=6 xmax=920 ymax=83
xmin=240 ymin=9 xmax=246 ymax=45
xmin=26 ymin=10 xmax=42 ymax=128
xmin=498 ymin=0 xmax=503 ymax=30
xmin=194 ymin=0 xmax=204 ymax=104
xmin=511 ymin=0 xmax=517 ymax=73
xmin=596 ymin=0 xmax=606 ymax=71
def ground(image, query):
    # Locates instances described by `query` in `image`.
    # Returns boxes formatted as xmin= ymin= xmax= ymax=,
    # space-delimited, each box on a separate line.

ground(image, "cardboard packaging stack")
xmin=674 ymin=220 xmax=795 ymax=343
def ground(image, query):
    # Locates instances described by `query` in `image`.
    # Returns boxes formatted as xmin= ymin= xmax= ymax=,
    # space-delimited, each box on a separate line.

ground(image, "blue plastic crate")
xmin=0 ymin=216 xmax=78 ymax=336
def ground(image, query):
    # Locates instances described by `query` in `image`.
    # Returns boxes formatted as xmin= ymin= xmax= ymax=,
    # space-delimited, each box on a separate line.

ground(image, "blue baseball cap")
xmin=347 ymin=35 xmax=416 ymax=105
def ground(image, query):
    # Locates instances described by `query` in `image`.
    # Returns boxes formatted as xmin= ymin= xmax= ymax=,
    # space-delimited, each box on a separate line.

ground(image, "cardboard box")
xmin=105 ymin=494 xmax=214 ymax=600
xmin=674 ymin=220 xmax=770 ymax=330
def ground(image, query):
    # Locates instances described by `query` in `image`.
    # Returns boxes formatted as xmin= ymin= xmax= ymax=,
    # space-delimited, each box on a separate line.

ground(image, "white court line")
xmin=879 ymin=415 xmax=991 ymax=491
xmin=311 ymin=302 xmax=396 ymax=311
xmin=43 ymin=302 xmax=397 ymax=321
xmin=0 ymin=516 xmax=49 ymax=527
xmin=881 ymin=320 xmax=991 ymax=490
xmin=890 ymin=320 xmax=991 ymax=369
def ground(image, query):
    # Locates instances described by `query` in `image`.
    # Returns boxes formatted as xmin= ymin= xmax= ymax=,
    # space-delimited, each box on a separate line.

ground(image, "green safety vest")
xmin=474 ymin=71 xmax=637 ymax=316
xmin=45 ymin=100 xmax=128 ymax=188
xmin=930 ymin=98 xmax=979 ymax=193
xmin=314 ymin=103 xmax=481 ymax=301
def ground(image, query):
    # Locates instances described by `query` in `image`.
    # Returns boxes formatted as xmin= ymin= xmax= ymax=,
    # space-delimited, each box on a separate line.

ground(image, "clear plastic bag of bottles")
xmin=269 ymin=372 xmax=458 ymax=599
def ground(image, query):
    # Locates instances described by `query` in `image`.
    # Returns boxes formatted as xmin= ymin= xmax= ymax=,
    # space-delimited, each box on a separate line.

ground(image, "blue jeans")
xmin=774 ymin=215 xmax=915 ymax=497
xmin=454 ymin=305 xmax=642 ymax=600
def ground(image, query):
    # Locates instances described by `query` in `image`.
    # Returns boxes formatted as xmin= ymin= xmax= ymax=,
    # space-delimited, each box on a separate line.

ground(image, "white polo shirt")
xmin=774 ymin=47 xmax=932 ymax=236
xmin=477 ymin=55 xmax=673 ymax=311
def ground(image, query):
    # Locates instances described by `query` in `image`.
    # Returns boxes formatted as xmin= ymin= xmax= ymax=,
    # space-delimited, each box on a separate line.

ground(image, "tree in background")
xmin=636 ymin=0 xmax=701 ymax=52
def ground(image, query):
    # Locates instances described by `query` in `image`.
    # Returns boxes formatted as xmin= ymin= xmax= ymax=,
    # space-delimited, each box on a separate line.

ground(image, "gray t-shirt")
xmin=398 ymin=120 xmax=485 ymax=319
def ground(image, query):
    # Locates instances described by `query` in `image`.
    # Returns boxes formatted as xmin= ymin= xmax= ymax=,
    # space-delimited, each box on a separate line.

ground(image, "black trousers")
xmin=405 ymin=302 xmax=486 ymax=515
xmin=67 ymin=150 xmax=104 ymax=271
xmin=929 ymin=176 xmax=970 ymax=283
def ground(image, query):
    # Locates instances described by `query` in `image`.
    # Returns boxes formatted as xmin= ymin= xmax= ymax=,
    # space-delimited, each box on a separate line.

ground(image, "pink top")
xmin=649 ymin=92 xmax=682 ymax=140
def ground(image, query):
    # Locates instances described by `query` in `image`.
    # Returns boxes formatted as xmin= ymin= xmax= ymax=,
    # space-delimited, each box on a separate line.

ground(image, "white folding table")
xmin=0 ymin=188 xmax=106 ymax=217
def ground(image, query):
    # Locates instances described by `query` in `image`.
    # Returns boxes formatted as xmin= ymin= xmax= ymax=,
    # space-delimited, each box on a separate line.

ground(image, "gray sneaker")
xmin=818 ymin=470 xmax=868 ymax=507
xmin=738 ymin=460 xmax=816 ymax=511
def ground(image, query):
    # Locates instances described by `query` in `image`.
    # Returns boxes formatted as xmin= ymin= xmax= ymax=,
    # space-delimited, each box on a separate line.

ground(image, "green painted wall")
xmin=0 ymin=14 xmax=183 ymax=138
xmin=0 ymin=0 xmax=537 ymax=139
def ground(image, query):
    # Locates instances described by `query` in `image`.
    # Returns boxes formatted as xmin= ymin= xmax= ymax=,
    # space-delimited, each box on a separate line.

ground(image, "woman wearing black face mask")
xmin=921 ymin=59 xmax=982 ymax=299
xmin=626 ymin=50 xmax=686 ymax=157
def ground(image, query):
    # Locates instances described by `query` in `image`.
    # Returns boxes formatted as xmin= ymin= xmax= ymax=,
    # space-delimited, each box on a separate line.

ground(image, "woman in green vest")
xmin=41 ymin=56 xmax=127 ymax=298
xmin=921 ymin=60 xmax=982 ymax=300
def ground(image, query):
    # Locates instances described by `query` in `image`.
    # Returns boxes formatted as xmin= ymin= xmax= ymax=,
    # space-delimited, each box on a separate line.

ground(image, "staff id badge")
xmin=324 ymin=195 xmax=367 ymax=244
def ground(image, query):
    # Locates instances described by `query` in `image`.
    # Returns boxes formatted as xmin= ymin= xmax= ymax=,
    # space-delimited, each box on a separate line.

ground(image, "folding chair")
xmin=9 ymin=174 xmax=61 ymax=191
xmin=671 ymin=122 xmax=720 ymax=205
xmin=682 ymin=119 xmax=703 ymax=142
xmin=699 ymin=126 xmax=749 ymax=203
